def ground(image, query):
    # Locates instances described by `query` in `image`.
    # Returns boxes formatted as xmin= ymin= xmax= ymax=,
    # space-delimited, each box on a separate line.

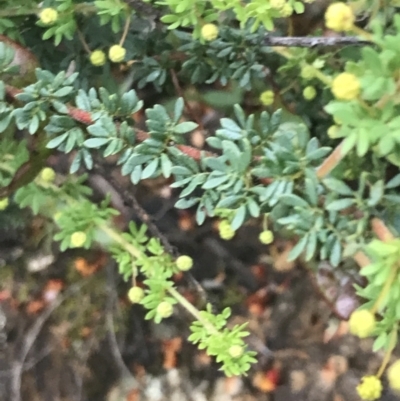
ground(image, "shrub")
xmin=0 ymin=0 xmax=400 ymax=388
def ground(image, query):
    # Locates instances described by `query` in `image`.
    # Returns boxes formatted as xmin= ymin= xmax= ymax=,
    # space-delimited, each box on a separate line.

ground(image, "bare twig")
xmin=170 ymin=69 xmax=204 ymax=130
xmin=267 ymin=36 xmax=371 ymax=47
xmin=10 ymin=280 xmax=90 ymax=401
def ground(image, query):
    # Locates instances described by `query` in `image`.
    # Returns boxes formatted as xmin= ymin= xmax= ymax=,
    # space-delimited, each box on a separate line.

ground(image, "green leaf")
xmin=174 ymin=97 xmax=184 ymax=123
xmin=141 ymin=158 xmax=159 ymax=179
xmin=280 ymin=194 xmax=309 ymax=208
xmin=368 ymin=180 xmax=384 ymax=206
xmin=84 ymin=138 xmax=109 ymax=148
xmin=373 ymin=332 xmax=388 ymax=352
xmin=288 ymin=235 xmax=308 ymax=261
xmin=46 ymin=133 xmax=68 ymax=149
xmin=323 ymin=178 xmax=353 ymax=196
xmin=305 ymin=231 xmax=317 ymax=261
xmin=386 ymin=174 xmax=400 ymax=189
xmin=160 ymin=153 xmax=172 ymax=178
xmin=329 ymin=238 xmax=341 ymax=266
xmin=202 ymin=172 xmax=229 ymax=189
xmin=326 ymin=198 xmax=354 ymax=211
xmin=173 ymin=121 xmax=198 ymax=134
xmin=231 ymin=205 xmax=246 ymax=230
xmin=247 ymin=197 xmax=260 ymax=217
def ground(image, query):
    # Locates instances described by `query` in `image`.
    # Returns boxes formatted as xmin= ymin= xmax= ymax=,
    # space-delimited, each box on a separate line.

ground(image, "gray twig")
xmin=10 ymin=280 xmax=90 ymax=401
xmin=266 ymin=36 xmax=371 ymax=47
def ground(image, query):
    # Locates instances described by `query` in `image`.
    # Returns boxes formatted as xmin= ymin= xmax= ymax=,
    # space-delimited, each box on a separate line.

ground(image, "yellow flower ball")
xmin=356 ymin=376 xmax=382 ymax=401
xmin=70 ymin=231 xmax=87 ymax=248
xmin=39 ymin=8 xmax=59 ymax=25
xmin=348 ymin=309 xmax=376 ymax=338
xmin=270 ymin=0 xmax=286 ymax=9
xmin=108 ymin=45 xmax=126 ymax=63
xmin=300 ymin=65 xmax=315 ymax=80
xmin=40 ymin=167 xmax=56 ymax=183
xmin=90 ymin=50 xmax=106 ymax=66
xmin=387 ymin=360 xmax=400 ymax=392
xmin=201 ymin=23 xmax=219 ymax=41
xmin=325 ymin=2 xmax=355 ymax=32
xmin=0 ymin=198 xmax=9 ymax=211
xmin=157 ymin=301 xmax=173 ymax=318
xmin=228 ymin=345 xmax=244 ymax=358
xmin=128 ymin=286 xmax=144 ymax=303
xmin=280 ymin=3 xmax=293 ymax=17
xmin=259 ymin=230 xmax=274 ymax=244
xmin=327 ymin=125 xmax=340 ymax=138
xmin=303 ymin=86 xmax=317 ymax=100
xmin=331 ymin=72 xmax=360 ymax=100
xmin=219 ymin=220 xmax=236 ymax=240
xmin=176 ymin=255 xmax=193 ymax=271
xmin=260 ymin=90 xmax=274 ymax=106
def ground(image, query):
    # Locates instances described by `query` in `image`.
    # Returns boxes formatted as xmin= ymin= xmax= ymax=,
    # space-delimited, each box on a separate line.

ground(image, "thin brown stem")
xmin=76 ymin=27 xmax=91 ymax=55
xmin=119 ymin=14 xmax=131 ymax=46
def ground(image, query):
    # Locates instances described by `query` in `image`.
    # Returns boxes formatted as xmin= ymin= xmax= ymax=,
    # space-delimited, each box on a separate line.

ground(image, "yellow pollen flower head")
xmin=40 ymin=167 xmax=56 ymax=183
xmin=128 ymin=286 xmax=145 ymax=303
xmin=327 ymin=125 xmax=341 ymax=138
xmin=331 ymin=72 xmax=360 ymax=100
xmin=356 ymin=376 xmax=382 ymax=401
xmin=0 ymin=198 xmax=9 ymax=211
xmin=157 ymin=301 xmax=174 ymax=318
xmin=201 ymin=24 xmax=219 ymax=41
xmin=325 ymin=2 xmax=355 ymax=32
xmin=39 ymin=8 xmax=59 ymax=25
xmin=176 ymin=255 xmax=193 ymax=271
xmin=303 ymin=86 xmax=317 ymax=100
xmin=229 ymin=345 xmax=244 ymax=358
xmin=70 ymin=231 xmax=87 ymax=248
xmin=108 ymin=45 xmax=126 ymax=63
xmin=387 ymin=359 xmax=400 ymax=392
xmin=280 ymin=3 xmax=293 ymax=17
xmin=260 ymin=90 xmax=274 ymax=106
xmin=218 ymin=220 xmax=236 ymax=240
xmin=259 ymin=230 xmax=274 ymax=244
xmin=301 ymin=65 xmax=315 ymax=80
xmin=348 ymin=309 xmax=376 ymax=338
xmin=90 ymin=50 xmax=106 ymax=66
xmin=270 ymin=0 xmax=286 ymax=9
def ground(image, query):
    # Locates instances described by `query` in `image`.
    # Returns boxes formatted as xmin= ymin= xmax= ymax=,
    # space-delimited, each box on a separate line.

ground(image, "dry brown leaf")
xmin=269 ymin=242 xmax=296 ymax=272
xmin=162 ymin=337 xmax=182 ymax=369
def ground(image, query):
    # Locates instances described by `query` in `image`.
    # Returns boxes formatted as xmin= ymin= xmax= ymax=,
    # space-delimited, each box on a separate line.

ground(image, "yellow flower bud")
xmin=228 ymin=345 xmax=244 ymax=358
xmin=128 ymin=286 xmax=144 ymax=303
xmin=387 ymin=360 xmax=400 ymax=392
xmin=40 ymin=167 xmax=56 ymax=183
xmin=327 ymin=125 xmax=340 ymax=138
xmin=259 ymin=90 xmax=274 ymax=106
xmin=356 ymin=376 xmax=382 ymax=401
xmin=331 ymin=72 xmax=360 ymax=100
xmin=219 ymin=220 xmax=236 ymax=240
xmin=39 ymin=8 xmax=59 ymax=25
xmin=325 ymin=3 xmax=355 ymax=32
xmin=90 ymin=50 xmax=106 ymax=66
xmin=348 ymin=309 xmax=376 ymax=338
xmin=270 ymin=0 xmax=286 ymax=9
xmin=201 ymin=23 xmax=219 ymax=41
xmin=0 ymin=198 xmax=9 ymax=211
xmin=176 ymin=255 xmax=193 ymax=271
xmin=300 ymin=65 xmax=315 ymax=80
xmin=108 ymin=45 xmax=126 ymax=63
xmin=259 ymin=230 xmax=274 ymax=244
xmin=280 ymin=3 xmax=293 ymax=17
xmin=70 ymin=231 xmax=87 ymax=248
xmin=303 ymin=86 xmax=317 ymax=100
xmin=157 ymin=301 xmax=173 ymax=318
